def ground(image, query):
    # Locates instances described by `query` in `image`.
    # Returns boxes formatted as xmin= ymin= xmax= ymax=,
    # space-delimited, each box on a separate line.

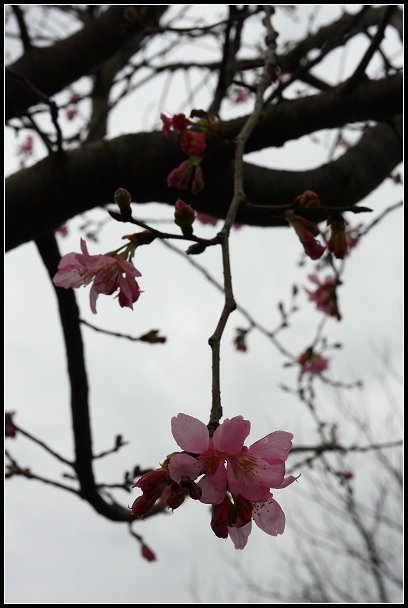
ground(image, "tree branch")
xmin=6 ymin=76 xmax=402 ymax=251
xmin=6 ymin=5 xmax=168 ymax=120
xmin=35 ymin=233 xmax=134 ymax=522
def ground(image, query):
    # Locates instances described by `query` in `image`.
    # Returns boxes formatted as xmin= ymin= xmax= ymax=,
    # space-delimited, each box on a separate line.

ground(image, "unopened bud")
xmin=123 ymin=231 xmax=156 ymax=246
xmin=186 ymin=242 xmax=206 ymax=255
xmin=114 ymin=188 xmax=132 ymax=218
xmin=294 ymin=190 xmax=320 ymax=208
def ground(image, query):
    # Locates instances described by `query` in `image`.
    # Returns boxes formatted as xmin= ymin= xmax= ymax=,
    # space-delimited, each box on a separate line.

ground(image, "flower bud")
xmin=114 ymin=188 xmax=132 ymax=218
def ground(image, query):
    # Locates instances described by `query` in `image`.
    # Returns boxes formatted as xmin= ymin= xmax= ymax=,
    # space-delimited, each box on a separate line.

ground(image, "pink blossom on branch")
xmin=130 ymin=413 xmax=297 ymax=550
xmin=306 ymin=274 xmax=341 ymax=320
xmin=169 ymin=414 xmax=296 ymax=504
xmin=297 ymin=348 xmax=329 ymax=375
xmin=285 ymin=211 xmax=325 ymax=260
xmin=53 ymin=239 xmax=142 ymax=313
xmin=160 ymin=112 xmax=188 ymax=137
xmin=180 ymin=130 xmax=207 ymax=157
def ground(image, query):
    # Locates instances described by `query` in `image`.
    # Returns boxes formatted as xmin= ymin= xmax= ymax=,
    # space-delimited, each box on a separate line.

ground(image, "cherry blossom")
xmin=298 ymin=348 xmax=329 ymax=375
xmin=306 ymin=274 xmax=341 ymax=320
xmin=285 ymin=211 xmax=325 ymax=260
xmin=53 ymin=239 xmax=142 ymax=313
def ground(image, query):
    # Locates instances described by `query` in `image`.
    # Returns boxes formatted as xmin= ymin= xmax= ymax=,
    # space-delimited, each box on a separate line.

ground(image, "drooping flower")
xmin=196 ymin=213 xmax=218 ymax=226
xmin=285 ymin=211 xmax=325 ymax=260
xmin=306 ymin=274 xmax=341 ymax=320
xmin=130 ymin=413 xmax=297 ymax=550
xmin=233 ymin=328 xmax=248 ymax=352
xmin=327 ymin=213 xmax=348 ymax=259
xmin=297 ymin=348 xmax=329 ymax=375
xmin=141 ymin=543 xmax=157 ymax=562
xmin=53 ymin=239 xmax=142 ymax=314
xmin=167 ymin=161 xmax=194 ymax=190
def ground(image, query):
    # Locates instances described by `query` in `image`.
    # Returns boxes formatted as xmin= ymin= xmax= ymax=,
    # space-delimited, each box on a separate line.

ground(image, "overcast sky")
xmin=5 ymin=5 xmax=402 ymax=603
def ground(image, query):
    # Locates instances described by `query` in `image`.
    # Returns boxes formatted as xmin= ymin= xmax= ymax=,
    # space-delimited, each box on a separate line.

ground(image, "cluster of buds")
xmin=131 ymin=413 xmax=297 ymax=550
xmin=161 ymin=109 xmax=218 ymax=194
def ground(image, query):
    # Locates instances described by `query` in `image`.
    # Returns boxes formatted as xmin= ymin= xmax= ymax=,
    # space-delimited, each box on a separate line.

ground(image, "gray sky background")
xmin=5 ymin=5 xmax=403 ymax=603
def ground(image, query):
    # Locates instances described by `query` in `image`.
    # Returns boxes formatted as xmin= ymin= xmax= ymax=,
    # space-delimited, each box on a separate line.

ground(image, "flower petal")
xmin=171 ymin=413 xmax=209 ymax=453
xmin=249 ymin=431 xmax=293 ymax=464
xmin=228 ymin=521 xmax=252 ymax=550
xmin=252 ymin=496 xmax=285 ymax=536
xmin=213 ymin=416 xmax=251 ymax=455
xmin=274 ymin=474 xmax=300 ymax=489
xmin=199 ymin=461 xmax=227 ymax=505
xmin=168 ymin=453 xmax=201 ymax=483
xmin=227 ymin=461 xmax=273 ymax=502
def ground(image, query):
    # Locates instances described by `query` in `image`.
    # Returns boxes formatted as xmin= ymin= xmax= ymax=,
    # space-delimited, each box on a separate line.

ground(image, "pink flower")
xmin=285 ymin=211 xmax=325 ymax=260
xmin=293 ymin=190 xmax=320 ymax=208
xmin=141 ymin=543 xmax=156 ymax=562
xmin=167 ymin=161 xmax=193 ymax=190
xmin=169 ymin=414 xmax=295 ymax=504
xmin=90 ymin=255 xmax=141 ymax=313
xmin=180 ymin=130 xmax=207 ymax=157
xmin=66 ymin=107 xmax=78 ymax=121
xmin=233 ymin=328 xmax=248 ymax=352
xmin=228 ymin=495 xmax=286 ymax=550
xmin=5 ymin=411 xmax=17 ymax=438
xmin=327 ymin=213 xmax=348 ymax=259
xmin=340 ymin=471 xmax=354 ymax=480
xmin=55 ymin=224 xmax=68 ymax=237
xmin=297 ymin=348 xmax=329 ymax=375
xmin=53 ymin=239 xmax=142 ymax=314
xmin=160 ymin=113 xmax=188 ymax=137
xmin=306 ymin=274 xmax=341 ymax=320
xmin=17 ymin=135 xmax=33 ymax=156
xmin=232 ymin=87 xmax=250 ymax=104
xmin=196 ymin=213 xmax=218 ymax=226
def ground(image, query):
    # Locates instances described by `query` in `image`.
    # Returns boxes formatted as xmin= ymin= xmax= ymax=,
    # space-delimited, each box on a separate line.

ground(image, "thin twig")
xmin=208 ymin=6 xmax=278 ymax=431
xmin=12 ymin=423 xmax=73 ymax=466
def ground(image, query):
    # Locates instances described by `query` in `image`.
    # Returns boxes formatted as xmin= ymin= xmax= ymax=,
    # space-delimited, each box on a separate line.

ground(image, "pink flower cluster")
xmin=306 ymin=274 xmax=341 ymax=320
xmin=131 ymin=414 xmax=297 ymax=550
xmin=161 ymin=111 xmax=213 ymax=194
xmin=53 ymin=239 xmax=142 ymax=313
xmin=233 ymin=328 xmax=248 ymax=352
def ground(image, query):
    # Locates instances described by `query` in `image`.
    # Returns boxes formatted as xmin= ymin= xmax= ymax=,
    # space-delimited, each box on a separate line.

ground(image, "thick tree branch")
xmin=6 ymin=76 xmax=401 ymax=251
xmin=36 ymin=234 xmax=134 ymax=522
xmin=6 ymin=5 xmax=168 ymax=120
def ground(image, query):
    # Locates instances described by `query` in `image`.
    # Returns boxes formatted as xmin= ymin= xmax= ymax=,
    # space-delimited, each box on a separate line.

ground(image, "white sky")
xmin=5 ymin=5 xmax=403 ymax=603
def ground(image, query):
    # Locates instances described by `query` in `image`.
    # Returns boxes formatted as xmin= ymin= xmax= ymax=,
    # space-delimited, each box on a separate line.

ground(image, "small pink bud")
xmin=174 ymin=199 xmax=195 ymax=232
xmin=294 ymin=190 xmax=320 ymax=208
